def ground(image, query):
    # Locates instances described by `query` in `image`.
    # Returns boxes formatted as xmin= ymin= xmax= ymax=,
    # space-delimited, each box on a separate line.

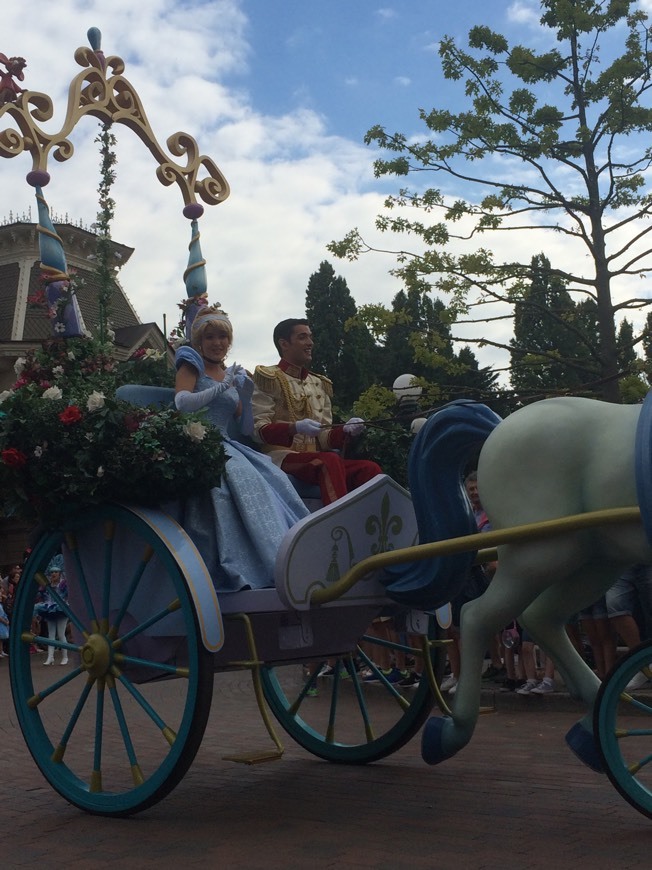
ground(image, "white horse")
xmin=386 ymin=396 xmax=652 ymax=769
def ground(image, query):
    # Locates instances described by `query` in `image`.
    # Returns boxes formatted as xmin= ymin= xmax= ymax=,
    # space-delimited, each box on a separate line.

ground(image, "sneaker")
xmin=482 ymin=665 xmax=506 ymax=682
xmin=318 ymin=664 xmax=335 ymax=678
xmin=397 ymin=671 xmax=421 ymax=688
xmin=440 ymin=673 xmax=458 ymax=692
xmin=384 ymin=668 xmax=409 ymax=684
xmin=306 ymin=686 xmax=319 ymax=697
xmin=515 ymin=679 xmax=539 ymax=695
xmin=530 ymin=679 xmax=555 ymax=694
xmin=626 ymin=669 xmax=651 ymax=691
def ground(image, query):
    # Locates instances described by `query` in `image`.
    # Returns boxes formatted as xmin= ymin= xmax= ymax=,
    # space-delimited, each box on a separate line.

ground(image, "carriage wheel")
xmin=260 ymin=612 xmax=446 ymax=763
xmin=10 ymin=504 xmax=214 ymax=817
xmin=593 ymin=640 xmax=652 ymax=820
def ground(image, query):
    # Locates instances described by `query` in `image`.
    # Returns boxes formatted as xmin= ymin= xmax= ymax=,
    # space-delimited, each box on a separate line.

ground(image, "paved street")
xmin=1 ymin=663 xmax=650 ymax=869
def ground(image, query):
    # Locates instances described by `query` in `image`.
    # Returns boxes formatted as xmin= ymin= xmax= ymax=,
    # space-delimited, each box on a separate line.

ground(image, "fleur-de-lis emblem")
xmin=366 ymin=493 xmax=402 ymax=554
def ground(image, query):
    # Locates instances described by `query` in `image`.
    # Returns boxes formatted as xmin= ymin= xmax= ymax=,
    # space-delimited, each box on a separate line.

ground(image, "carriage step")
xmin=223 ymin=749 xmax=284 ymax=765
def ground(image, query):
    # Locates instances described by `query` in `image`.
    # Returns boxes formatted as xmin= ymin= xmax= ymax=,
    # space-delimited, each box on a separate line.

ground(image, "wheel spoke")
xmin=64 ymin=532 xmax=100 ymax=629
xmin=115 ymin=673 xmax=178 ymax=743
xmin=112 ymin=598 xmax=180 ymax=647
xmin=108 ymin=543 xmax=156 ymax=639
xmin=107 ymin=675 xmax=145 ymax=786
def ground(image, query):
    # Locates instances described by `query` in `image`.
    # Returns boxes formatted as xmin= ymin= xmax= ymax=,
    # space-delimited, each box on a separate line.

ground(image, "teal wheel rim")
xmin=594 ymin=640 xmax=652 ymax=820
xmin=10 ymin=504 xmax=213 ymax=817
xmin=260 ymin=613 xmax=445 ymax=764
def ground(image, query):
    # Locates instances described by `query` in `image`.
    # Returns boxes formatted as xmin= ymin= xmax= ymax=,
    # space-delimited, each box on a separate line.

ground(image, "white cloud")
xmin=507 ymin=1 xmax=541 ymax=27
xmin=376 ymin=8 xmax=397 ymax=21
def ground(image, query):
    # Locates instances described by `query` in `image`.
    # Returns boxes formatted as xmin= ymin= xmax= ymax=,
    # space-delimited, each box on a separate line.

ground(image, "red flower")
xmin=2 ymin=448 xmax=28 ymax=467
xmin=124 ymin=413 xmax=142 ymax=433
xmin=59 ymin=405 xmax=82 ymax=425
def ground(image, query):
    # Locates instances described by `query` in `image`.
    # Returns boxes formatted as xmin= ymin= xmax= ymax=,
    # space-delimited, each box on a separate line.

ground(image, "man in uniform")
xmin=252 ymin=318 xmax=381 ymax=505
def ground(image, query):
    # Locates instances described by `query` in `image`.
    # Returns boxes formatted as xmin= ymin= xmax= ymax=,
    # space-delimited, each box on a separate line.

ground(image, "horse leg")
xmin=422 ymin=568 xmax=536 ymax=765
xmin=518 ymin=563 xmax=620 ymax=773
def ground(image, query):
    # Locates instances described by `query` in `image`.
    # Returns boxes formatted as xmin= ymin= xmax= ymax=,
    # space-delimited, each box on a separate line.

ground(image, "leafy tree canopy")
xmin=329 ymin=0 xmax=652 ymax=403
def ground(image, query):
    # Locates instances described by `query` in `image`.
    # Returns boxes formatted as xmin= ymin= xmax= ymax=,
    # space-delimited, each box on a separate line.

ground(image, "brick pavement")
xmin=1 ymin=663 xmax=650 ymax=869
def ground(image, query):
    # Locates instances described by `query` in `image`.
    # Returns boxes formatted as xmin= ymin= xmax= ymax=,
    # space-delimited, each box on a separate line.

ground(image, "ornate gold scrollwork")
xmin=0 ymin=32 xmax=229 ymax=209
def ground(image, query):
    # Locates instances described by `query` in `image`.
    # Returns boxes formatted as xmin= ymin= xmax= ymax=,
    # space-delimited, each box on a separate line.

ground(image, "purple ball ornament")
xmin=183 ymin=203 xmax=204 ymax=220
xmin=26 ymin=170 xmax=50 ymax=188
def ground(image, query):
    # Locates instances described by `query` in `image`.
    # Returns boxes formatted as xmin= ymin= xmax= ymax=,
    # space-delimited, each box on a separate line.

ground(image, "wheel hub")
xmin=80 ymin=633 xmax=112 ymax=678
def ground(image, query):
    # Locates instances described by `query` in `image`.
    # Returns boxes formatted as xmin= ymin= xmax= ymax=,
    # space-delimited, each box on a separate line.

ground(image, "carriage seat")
xmin=115 ymin=384 xmax=323 ymax=506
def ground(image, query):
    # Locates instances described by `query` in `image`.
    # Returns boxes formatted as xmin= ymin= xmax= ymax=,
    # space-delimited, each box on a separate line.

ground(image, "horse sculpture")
xmin=389 ymin=395 xmax=652 ymax=770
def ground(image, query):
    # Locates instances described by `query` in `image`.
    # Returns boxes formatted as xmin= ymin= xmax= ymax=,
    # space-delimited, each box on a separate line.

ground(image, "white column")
xmin=11 ymin=257 xmax=32 ymax=340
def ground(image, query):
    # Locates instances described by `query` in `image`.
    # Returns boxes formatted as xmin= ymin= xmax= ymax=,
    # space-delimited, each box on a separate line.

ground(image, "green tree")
xmin=359 ymin=287 xmax=498 ymax=403
xmin=330 ymin=0 xmax=652 ymax=403
xmin=510 ymin=253 xmax=599 ymax=398
xmin=305 ymin=261 xmax=376 ymax=410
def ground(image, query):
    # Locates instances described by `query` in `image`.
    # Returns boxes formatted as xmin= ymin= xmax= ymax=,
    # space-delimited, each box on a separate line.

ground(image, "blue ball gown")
xmin=176 ymin=347 xmax=309 ymax=592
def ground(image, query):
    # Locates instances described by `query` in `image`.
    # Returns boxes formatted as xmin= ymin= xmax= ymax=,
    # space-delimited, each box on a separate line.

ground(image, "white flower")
xmin=14 ymin=357 xmax=26 ymax=375
xmin=41 ymin=386 xmax=63 ymax=400
xmin=67 ymin=351 xmax=76 ymax=361
xmin=52 ymin=365 xmax=65 ymax=376
xmin=54 ymin=322 xmax=66 ymax=334
xmin=182 ymin=421 xmax=207 ymax=443
xmin=34 ymin=445 xmax=43 ymax=458
xmin=86 ymin=391 xmax=106 ymax=411
xmin=96 ymin=466 xmax=105 ymax=477
xmin=144 ymin=349 xmax=164 ymax=360
xmin=0 ymin=390 xmax=13 ymax=405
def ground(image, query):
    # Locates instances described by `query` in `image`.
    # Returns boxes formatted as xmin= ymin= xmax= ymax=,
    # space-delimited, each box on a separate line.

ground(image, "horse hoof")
xmin=565 ymin=722 xmax=604 ymax=774
xmin=421 ymin=716 xmax=455 ymax=765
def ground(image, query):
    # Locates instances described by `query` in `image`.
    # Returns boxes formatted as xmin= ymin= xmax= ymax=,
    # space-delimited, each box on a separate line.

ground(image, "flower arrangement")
xmin=0 ymin=338 xmax=226 ymax=525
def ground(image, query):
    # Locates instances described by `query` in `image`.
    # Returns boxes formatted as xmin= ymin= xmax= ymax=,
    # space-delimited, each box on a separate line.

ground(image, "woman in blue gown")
xmin=175 ymin=306 xmax=309 ymax=591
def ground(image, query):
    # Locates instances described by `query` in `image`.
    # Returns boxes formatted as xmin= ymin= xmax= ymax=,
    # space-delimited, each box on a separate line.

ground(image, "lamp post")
xmin=392 ymin=373 xmax=422 ymax=414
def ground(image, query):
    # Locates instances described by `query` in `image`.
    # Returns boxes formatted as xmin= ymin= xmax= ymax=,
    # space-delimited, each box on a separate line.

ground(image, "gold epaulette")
xmin=253 ymin=365 xmax=284 ymax=396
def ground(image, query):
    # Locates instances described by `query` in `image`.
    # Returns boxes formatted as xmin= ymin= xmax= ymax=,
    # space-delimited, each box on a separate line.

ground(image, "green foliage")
xmin=348 ymin=423 xmax=413 ymax=490
xmin=95 ymin=122 xmax=117 ymax=342
xmin=0 ymin=340 xmax=225 ymax=524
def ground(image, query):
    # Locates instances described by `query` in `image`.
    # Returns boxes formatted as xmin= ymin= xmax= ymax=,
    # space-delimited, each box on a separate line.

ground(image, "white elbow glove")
xmin=343 ymin=417 xmax=365 ymax=437
xmin=295 ymin=418 xmax=322 ymax=436
xmin=175 ymin=377 xmax=232 ymax=413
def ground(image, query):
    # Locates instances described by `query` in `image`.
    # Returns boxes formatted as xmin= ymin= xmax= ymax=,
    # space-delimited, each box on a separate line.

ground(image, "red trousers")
xmin=281 ymin=452 xmax=382 ymax=505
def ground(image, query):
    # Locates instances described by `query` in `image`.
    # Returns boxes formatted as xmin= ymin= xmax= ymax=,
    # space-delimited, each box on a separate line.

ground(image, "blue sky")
xmin=2 ymin=1 xmax=651 ymax=375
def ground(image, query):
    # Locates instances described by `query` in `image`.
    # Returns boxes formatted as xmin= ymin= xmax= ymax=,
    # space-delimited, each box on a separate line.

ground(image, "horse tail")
xmin=382 ymin=399 xmax=502 ymax=608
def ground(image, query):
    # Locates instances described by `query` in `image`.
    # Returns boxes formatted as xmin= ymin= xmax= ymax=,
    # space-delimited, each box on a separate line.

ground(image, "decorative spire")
xmin=32 ymin=182 xmax=86 ymax=338
xmin=183 ymin=217 xmax=208 ymax=341
xmin=35 ymin=185 xmax=68 ymax=284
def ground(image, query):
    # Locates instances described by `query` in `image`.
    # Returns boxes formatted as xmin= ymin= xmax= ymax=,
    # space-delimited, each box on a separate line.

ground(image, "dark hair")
xmin=273 ymin=318 xmax=310 ymax=355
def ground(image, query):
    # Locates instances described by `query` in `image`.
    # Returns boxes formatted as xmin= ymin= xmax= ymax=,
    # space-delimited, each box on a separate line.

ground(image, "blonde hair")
xmin=191 ymin=306 xmax=233 ymax=351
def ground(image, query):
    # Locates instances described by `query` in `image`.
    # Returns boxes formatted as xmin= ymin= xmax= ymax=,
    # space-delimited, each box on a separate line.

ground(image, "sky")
xmin=2 ymin=0 xmax=652 ymax=377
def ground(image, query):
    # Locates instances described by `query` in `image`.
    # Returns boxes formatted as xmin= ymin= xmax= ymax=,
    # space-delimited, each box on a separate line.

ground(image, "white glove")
xmin=295 ymin=418 xmax=322 ymax=436
xmin=228 ymin=362 xmax=247 ymax=390
xmin=175 ymin=379 xmax=231 ymax=412
xmin=343 ymin=416 xmax=365 ymax=437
